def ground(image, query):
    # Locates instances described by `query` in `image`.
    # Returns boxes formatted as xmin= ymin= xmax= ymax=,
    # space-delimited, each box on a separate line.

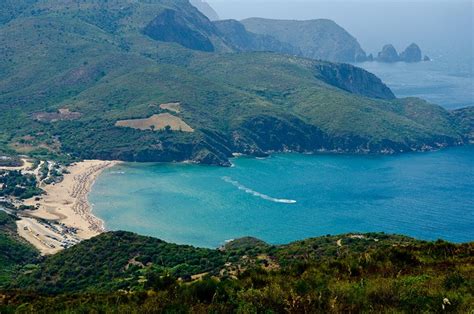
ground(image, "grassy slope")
xmin=0 ymin=0 xmax=471 ymax=165
xmin=2 ymin=231 xmax=473 ymax=312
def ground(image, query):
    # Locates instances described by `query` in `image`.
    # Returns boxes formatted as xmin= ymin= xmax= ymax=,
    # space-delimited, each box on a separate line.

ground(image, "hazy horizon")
xmin=207 ymin=0 xmax=473 ymax=60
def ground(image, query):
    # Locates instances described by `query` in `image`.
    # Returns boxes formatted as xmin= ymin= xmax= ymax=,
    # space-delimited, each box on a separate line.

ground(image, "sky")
xmin=206 ymin=0 xmax=473 ymax=57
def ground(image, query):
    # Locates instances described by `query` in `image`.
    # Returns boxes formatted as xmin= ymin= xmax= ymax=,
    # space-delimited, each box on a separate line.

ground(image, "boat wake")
xmin=222 ymin=176 xmax=297 ymax=204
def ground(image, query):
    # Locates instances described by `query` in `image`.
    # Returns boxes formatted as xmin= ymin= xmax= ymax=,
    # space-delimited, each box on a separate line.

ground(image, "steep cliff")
xmin=143 ymin=9 xmax=217 ymax=52
xmin=241 ymin=18 xmax=368 ymax=62
xmin=315 ymin=63 xmax=396 ymax=100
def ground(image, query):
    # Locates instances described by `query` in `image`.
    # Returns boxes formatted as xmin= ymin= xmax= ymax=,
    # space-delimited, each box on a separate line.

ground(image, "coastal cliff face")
xmin=314 ymin=63 xmax=396 ymax=100
xmin=241 ymin=18 xmax=368 ymax=62
xmin=143 ymin=9 xmax=217 ymax=52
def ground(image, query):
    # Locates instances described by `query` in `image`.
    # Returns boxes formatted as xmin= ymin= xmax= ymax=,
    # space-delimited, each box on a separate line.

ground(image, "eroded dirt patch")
xmin=115 ymin=113 xmax=194 ymax=132
xmin=159 ymin=102 xmax=181 ymax=113
xmin=33 ymin=108 xmax=81 ymax=122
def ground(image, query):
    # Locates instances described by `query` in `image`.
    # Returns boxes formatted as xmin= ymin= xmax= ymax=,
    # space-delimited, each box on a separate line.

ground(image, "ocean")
xmin=90 ymin=146 xmax=474 ymax=248
xmin=356 ymin=54 xmax=474 ymax=109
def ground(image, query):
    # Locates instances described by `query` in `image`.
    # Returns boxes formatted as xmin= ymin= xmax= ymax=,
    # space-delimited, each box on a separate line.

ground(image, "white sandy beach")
xmin=17 ymin=160 xmax=120 ymax=255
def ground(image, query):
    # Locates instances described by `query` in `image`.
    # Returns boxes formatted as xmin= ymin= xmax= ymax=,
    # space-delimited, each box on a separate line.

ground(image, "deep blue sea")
xmin=90 ymin=146 xmax=474 ymax=247
xmin=356 ymin=54 xmax=474 ymax=109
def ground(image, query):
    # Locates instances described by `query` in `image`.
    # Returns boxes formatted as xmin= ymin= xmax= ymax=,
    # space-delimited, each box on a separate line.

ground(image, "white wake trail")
xmin=222 ymin=176 xmax=297 ymax=204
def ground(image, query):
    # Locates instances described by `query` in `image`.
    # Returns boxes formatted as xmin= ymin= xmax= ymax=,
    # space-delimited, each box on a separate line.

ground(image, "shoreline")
xmin=17 ymin=160 xmax=120 ymax=255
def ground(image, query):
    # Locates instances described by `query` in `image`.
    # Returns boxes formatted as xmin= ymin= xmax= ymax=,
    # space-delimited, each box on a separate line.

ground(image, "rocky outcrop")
xmin=143 ymin=9 xmax=216 ymax=52
xmin=314 ymin=63 xmax=396 ymax=99
xmin=375 ymin=43 xmax=425 ymax=63
xmin=399 ymin=43 xmax=422 ymax=62
xmin=377 ymin=44 xmax=400 ymax=63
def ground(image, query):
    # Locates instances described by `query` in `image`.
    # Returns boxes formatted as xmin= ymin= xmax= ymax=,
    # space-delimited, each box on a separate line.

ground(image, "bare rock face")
xmin=143 ymin=9 xmax=215 ymax=52
xmin=315 ymin=63 xmax=396 ymax=100
xmin=377 ymin=44 xmax=400 ymax=63
xmin=400 ymin=43 xmax=422 ymax=62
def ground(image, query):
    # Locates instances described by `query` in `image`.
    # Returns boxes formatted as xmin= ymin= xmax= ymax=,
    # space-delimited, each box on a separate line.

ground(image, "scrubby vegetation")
xmin=0 ymin=211 xmax=39 ymax=286
xmin=0 ymin=170 xmax=43 ymax=199
xmin=1 ymin=231 xmax=472 ymax=313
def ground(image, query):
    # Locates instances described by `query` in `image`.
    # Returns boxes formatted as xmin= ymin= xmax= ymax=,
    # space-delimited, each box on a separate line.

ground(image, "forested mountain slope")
xmin=0 ymin=0 xmax=471 ymax=166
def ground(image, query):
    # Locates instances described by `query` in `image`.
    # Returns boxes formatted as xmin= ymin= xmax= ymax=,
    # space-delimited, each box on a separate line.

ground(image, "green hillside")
xmin=0 ymin=211 xmax=39 ymax=286
xmin=0 ymin=0 xmax=471 ymax=166
xmin=1 ymin=231 xmax=473 ymax=312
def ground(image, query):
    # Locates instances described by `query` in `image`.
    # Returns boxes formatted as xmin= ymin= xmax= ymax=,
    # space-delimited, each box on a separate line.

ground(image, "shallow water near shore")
xmin=90 ymin=146 xmax=474 ymax=247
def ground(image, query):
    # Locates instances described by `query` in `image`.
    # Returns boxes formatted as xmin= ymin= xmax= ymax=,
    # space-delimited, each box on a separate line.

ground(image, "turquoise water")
xmin=90 ymin=146 xmax=474 ymax=247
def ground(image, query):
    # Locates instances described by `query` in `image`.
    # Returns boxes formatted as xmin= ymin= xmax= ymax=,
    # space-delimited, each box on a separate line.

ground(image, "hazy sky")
xmin=207 ymin=0 xmax=473 ymax=56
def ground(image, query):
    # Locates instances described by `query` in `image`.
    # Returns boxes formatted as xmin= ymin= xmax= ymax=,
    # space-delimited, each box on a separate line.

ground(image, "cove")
xmin=89 ymin=146 xmax=474 ymax=248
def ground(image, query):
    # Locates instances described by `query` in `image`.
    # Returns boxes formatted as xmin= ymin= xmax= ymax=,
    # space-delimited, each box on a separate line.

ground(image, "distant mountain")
xmin=0 ymin=0 xmax=471 ymax=166
xmin=214 ymin=19 xmax=301 ymax=55
xmin=241 ymin=18 xmax=368 ymax=63
xmin=189 ymin=0 xmax=219 ymax=21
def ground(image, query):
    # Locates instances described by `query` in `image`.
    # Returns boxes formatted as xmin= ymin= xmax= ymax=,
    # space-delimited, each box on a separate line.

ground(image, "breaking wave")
xmin=222 ymin=176 xmax=297 ymax=204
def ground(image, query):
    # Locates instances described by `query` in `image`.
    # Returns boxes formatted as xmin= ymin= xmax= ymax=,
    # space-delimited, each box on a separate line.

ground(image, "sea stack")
xmin=399 ymin=43 xmax=422 ymax=62
xmin=377 ymin=44 xmax=400 ymax=63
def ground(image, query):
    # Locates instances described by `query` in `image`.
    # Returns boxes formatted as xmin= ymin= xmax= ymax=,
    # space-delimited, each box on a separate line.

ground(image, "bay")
xmin=90 ymin=146 xmax=474 ymax=247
